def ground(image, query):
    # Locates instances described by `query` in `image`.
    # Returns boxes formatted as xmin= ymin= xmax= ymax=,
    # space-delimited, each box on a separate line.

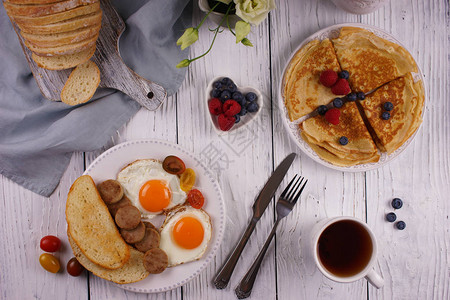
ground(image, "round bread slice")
xmin=32 ymin=46 xmax=95 ymax=70
xmin=25 ymin=34 xmax=98 ymax=56
xmin=60 ymin=60 xmax=100 ymax=105
xmin=66 ymin=175 xmax=130 ymax=270
xmin=68 ymin=233 xmax=149 ymax=284
xmin=4 ymin=0 xmax=97 ymax=17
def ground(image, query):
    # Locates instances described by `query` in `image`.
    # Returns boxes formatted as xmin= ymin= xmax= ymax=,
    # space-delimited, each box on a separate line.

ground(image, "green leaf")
xmin=176 ymin=59 xmax=191 ymax=68
xmin=176 ymin=28 xmax=199 ymax=50
xmin=235 ymin=21 xmax=251 ymax=44
xmin=241 ymin=38 xmax=253 ymax=47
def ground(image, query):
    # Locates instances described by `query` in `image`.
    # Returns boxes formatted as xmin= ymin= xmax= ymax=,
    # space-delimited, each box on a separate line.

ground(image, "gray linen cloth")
xmin=0 ymin=0 xmax=192 ymax=197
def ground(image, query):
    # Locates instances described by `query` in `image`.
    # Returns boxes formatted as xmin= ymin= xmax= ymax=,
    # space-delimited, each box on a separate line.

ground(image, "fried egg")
xmin=117 ymin=159 xmax=186 ymax=218
xmin=159 ymin=206 xmax=212 ymax=267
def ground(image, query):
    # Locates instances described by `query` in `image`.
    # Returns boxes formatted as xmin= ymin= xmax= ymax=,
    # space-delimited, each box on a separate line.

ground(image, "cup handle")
xmin=365 ymin=268 xmax=384 ymax=289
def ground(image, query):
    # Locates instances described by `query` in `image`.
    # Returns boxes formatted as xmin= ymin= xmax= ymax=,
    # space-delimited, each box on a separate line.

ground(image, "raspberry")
xmin=218 ymin=114 xmax=235 ymax=131
xmin=325 ymin=108 xmax=341 ymax=125
xmin=319 ymin=70 xmax=338 ymax=87
xmin=223 ymin=100 xmax=241 ymax=117
xmin=331 ymin=78 xmax=351 ymax=95
xmin=208 ymin=98 xmax=222 ymax=115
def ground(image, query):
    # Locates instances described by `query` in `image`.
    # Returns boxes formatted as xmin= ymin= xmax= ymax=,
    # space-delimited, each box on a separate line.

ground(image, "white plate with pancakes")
xmin=278 ymin=23 xmax=426 ymax=172
xmin=83 ymin=139 xmax=226 ymax=293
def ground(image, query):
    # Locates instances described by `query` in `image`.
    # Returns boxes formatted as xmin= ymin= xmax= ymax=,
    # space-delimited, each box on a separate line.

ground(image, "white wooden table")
xmin=1 ymin=1 xmax=449 ymax=299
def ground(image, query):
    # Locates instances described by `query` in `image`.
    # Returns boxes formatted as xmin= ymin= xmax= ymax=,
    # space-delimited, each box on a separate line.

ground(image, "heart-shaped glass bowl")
xmin=206 ymin=76 xmax=263 ymax=135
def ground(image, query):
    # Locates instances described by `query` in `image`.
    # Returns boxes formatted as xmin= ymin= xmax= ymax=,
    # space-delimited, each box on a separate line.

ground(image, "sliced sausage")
xmin=115 ymin=205 xmax=141 ymax=229
xmin=134 ymin=228 xmax=160 ymax=252
xmin=143 ymin=248 xmax=168 ymax=274
xmin=107 ymin=195 xmax=132 ymax=218
xmin=143 ymin=221 xmax=159 ymax=233
xmin=97 ymin=180 xmax=123 ymax=204
xmin=120 ymin=221 xmax=145 ymax=244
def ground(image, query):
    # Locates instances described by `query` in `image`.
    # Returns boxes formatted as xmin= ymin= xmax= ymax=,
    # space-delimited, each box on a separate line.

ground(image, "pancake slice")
xmin=283 ymin=39 xmax=342 ymax=121
xmin=332 ymin=27 xmax=418 ymax=93
xmin=359 ymin=73 xmax=424 ymax=154
xmin=300 ymin=101 xmax=380 ymax=167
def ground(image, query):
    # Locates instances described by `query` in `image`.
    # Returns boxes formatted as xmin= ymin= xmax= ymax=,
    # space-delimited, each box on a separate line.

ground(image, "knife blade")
xmin=213 ymin=153 xmax=296 ymax=289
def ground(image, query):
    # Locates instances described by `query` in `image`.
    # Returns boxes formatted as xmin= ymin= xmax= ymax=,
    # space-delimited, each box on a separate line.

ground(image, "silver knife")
xmin=213 ymin=153 xmax=297 ymax=289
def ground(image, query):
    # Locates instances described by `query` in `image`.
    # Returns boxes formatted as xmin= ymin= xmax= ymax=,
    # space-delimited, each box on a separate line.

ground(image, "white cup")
xmin=311 ymin=216 xmax=384 ymax=288
xmin=330 ymin=0 xmax=389 ymax=14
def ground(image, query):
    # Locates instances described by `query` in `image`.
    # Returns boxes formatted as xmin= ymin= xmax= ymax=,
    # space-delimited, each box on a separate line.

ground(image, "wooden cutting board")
xmin=10 ymin=0 xmax=166 ymax=110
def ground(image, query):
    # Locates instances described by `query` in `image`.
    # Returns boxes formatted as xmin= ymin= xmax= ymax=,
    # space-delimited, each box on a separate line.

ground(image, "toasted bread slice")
xmin=68 ymin=233 xmax=149 ymax=284
xmin=25 ymin=33 xmax=98 ymax=56
xmin=5 ymin=0 xmax=64 ymax=4
xmin=66 ymin=175 xmax=130 ymax=270
xmin=18 ymin=10 xmax=102 ymax=35
xmin=22 ymin=24 xmax=101 ymax=48
xmin=32 ymin=46 xmax=95 ymax=70
xmin=4 ymin=0 xmax=97 ymax=17
xmin=61 ymin=60 xmax=100 ymax=104
xmin=12 ymin=2 xmax=100 ymax=26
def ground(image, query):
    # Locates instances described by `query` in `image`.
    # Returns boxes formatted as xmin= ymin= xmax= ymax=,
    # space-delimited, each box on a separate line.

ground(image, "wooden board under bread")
xmin=10 ymin=0 xmax=166 ymax=110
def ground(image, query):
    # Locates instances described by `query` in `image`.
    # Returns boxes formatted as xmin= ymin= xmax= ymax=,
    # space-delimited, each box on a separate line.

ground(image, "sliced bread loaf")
xmin=12 ymin=2 xmax=100 ymax=26
xmin=4 ymin=0 xmax=96 ymax=17
xmin=68 ymin=233 xmax=150 ymax=284
xmin=5 ymin=0 xmax=65 ymax=4
xmin=32 ymin=46 xmax=95 ymax=70
xmin=66 ymin=175 xmax=129 ymax=269
xmin=25 ymin=33 xmax=98 ymax=56
xmin=60 ymin=60 xmax=100 ymax=105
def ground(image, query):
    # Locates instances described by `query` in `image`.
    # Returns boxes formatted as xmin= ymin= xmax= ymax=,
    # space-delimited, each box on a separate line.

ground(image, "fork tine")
xmin=285 ymin=176 xmax=304 ymax=200
xmin=280 ymin=174 xmax=297 ymax=198
xmin=291 ymin=179 xmax=308 ymax=204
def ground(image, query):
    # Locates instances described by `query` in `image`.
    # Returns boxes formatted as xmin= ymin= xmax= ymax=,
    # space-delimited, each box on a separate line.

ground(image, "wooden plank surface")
xmin=0 ymin=0 xmax=449 ymax=299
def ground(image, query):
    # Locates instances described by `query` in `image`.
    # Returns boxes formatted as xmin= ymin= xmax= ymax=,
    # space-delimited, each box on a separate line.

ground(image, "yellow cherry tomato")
xmin=39 ymin=253 xmax=60 ymax=273
xmin=180 ymin=168 xmax=196 ymax=192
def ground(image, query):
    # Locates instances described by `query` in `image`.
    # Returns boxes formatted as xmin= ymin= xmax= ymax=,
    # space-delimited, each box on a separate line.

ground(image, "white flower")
xmin=234 ymin=0 xmax=276 ymax=26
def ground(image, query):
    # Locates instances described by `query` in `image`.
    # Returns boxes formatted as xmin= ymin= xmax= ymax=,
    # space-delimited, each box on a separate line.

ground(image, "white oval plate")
xmin=278 ymin=23 xmax=426 ymax=172
xmin=82 ymin=139 xmax=226 ymax=293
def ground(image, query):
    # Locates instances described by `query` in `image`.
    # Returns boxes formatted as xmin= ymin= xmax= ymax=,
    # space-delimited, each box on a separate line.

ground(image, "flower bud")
xmin=176 ymin=59 xmax=191 ymax=68
xmin=235 ymin=21 xmax=251 ymax=44
xmin=176 ymin=28 xmax=199 ymax=50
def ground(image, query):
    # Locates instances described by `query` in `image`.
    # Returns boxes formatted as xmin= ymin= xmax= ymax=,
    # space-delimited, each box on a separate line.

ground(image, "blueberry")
xmin=383 ymin=102 xmax=394 ymax=111
xmin=391 ymin=198 xmax=403 ymax=209
xmin=238 ymin=99 xmax=247 ymax=107
xmin=338 ymin=70 xmax=349 ymax=79
xmin=339 ymin=136 xmax=348 ymax=145
xmin=232 ymin=91 xmax=244 ymax=102
xmin=381 ymin=111 xmax=391 ymax=120
xmin=234 ymin=114 xmax=241 ymax=123
xmin=346 ymin=93 xmax=357 ymax=102
xmin=220 ymin=90 xmax=231 ymax=102
xmin=227 ymin=83 xmax=237 ymax=93
xmin=386 ymin=212 xmax=397 ymax=222
xmin=211 ymin=89 xmax=221 ymax=98
xmin=246 ymin=102 xmax=259 ymax=113
xmin=357 ymin=92 xmax=366 ymax=100
xmin=396 ymin=221 xmax=406 ymax=230
xmin=246 ymin=92 xmax=257 ymax=102
xmin=238 ymin=107 xmax=247 ymax=116
xmin=221 ymin=77 xmax=233 ymax=85
xmin=333 ymin=98 xmax=344 ymax=108
xmin=213 ymin=81 xmax=222 ymax=90
xmin=317 ymin=105 xmax=328 ymax=115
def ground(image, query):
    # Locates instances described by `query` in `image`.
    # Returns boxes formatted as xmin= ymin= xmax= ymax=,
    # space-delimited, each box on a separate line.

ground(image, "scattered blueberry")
xmin=346 ymin=93 xmax=357 ymax=102
xmin=381 ymin=111 xmax=391 ymax=120
xmin=246 ymin=102 xmax=259 ymax=113
xmin=339 ymin=136 xmax=349 ymax=145
xmin=238 ymin=107 xmax=247 ymax=116
xmin=317 ymin=105 xmax=328 ymax=115
xmin=338 ymin=70 xmax=349 ymax=79
xmin=211 ymin=89 xmax=221 ymax=98
xmin=392 ymin=198 xmax=403 ymax=209
xmin=221 ymin=77 xmax=232 ymax=85
xmin=333 ymin=98 xmax=344 ymax=108
xmin=227 ymin=83 xmax=237 ymax=93
xmin=383 ymin=102 xmax=394 ymax=111
xmin=246 ymin=92 xmax=257 ymax=102
xmin=220 ymin=90 xmax=231 ymax=102
xmin=396 ymin=221 xmax=406 ymax=230
xmin=357 ymin=92 xmax=365 ymax=100
xmin=232 ymin=91 xmax=244 ymax=102
xmin=234 ymin=114 xmax=241 ymax=123
xmin=213 ymin=81 xmax=222 ymax=90
xmin=386 ymin=212 xmax=397 ymax=222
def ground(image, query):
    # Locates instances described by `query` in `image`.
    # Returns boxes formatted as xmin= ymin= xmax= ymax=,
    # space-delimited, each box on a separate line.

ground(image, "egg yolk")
xmin=139 ymin=180 xmax=171 ymax=212
xmin=172 ymin=216 xmax=204 ymax=249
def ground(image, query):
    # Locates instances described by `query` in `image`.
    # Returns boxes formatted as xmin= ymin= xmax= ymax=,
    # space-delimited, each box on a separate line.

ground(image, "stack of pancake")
xmin=283 ymin=27 xmax=424 ymax=167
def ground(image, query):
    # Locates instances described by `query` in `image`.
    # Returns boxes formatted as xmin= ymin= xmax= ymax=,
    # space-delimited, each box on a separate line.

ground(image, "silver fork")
xmin=235 ymin=175 xmax=307 ymax=299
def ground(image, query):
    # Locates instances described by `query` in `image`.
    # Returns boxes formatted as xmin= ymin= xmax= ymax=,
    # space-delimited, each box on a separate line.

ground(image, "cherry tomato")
xmin=39 ymin=253 xmax=60 ymax=273
xmin=67 ymin=257 xmax=85 ymax=277
xmin=163 ymin=156 xmax=186 ymax=175
xmin=180 ymin=168 xmax=196 ymax=192
xmin=40 ymin=235 xmax=61 ymax=252
xmin=187 ymin=189 xmax=205 ymax=209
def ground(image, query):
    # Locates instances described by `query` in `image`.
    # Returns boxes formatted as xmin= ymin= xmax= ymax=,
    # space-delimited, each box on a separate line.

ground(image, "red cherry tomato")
xmin=39 ymin=253 xmax=60 ymax=273
xmin=67 ymin=257 xmax=85 ymax=277
xmin=187 ymin=189 xmax=205 ymax=209
xmin=163 ymin=156 xmax=186 ymax=175
xmin=40 ymin=235 xmax=61 ymax=252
